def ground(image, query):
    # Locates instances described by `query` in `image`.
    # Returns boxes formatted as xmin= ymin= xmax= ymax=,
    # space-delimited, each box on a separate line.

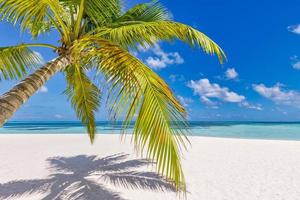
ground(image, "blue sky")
xmin=1 ymin=0 xmax=300 ymax=121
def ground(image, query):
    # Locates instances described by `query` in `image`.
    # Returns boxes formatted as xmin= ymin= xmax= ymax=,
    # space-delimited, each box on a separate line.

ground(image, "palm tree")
xmin=0 ymin=0 xmax=225 ymax=190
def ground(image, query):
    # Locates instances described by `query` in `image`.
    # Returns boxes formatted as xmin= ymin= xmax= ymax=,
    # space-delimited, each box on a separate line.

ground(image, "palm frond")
xmin=26 ymin=20 xmax=53 ymax=38
xmin=116 ymin=1 xmax=170 ymax=23
xmin=59 ymin=0 xmax=122 ymax=29
xmin=94 ymin=21 xmax=225 ymax=62
xmin=85 ymin=0 xmax=122 ymax=26
xmin=71 ymin=37 xmax=189 ymax=190
xmin=0 ymin=0 xmax=70 ymax=39
xmin=64 ymin=65 xmax=101 ymax=143
xmin=0 ymin=45 xmax=42 ymax=80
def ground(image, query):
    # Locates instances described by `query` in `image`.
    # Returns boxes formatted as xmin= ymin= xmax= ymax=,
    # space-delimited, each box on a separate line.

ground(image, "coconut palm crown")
xmin=0 ymin=0 xmax=225 ymax=190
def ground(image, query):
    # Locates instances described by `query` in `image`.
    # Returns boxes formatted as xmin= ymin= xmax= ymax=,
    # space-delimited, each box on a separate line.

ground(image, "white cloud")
xmin=200 ymin=96 xmax=217 ymax=105
xmin=37 ymin=86 xmax=48 ymax=93
xmin=187 ymin=78 xmax=260 ymax=110
xmin=187 ymin=79 xmax=245 ymax=104
xmin=293 ymin=61 xmax=300 ymax=70
xmin=225 ymin=68 xmax=238 ymax=79
xmin=169 ymin=74 xmax=185 ymax=82
xmin=290 ymin=56 xmax=300 ymax=70
xmin=288 ymin=24 xmax=300 ymax=34
xmin=140 ymin=44 xmax=184 ymax=69
xmin=54 ymin=114 xmax=63 ymax=119
xmin=211 ymin=106 xmax=219 ymax=109
xmin=146 ymin=57 xmax=166 ymax=69
xmin=177 ymin=95 xmax=193 ymax=107
xmin=253 ymin=83 xmax=300 ymax=107
xmin=239 ymin=101 xmax=262 ymax=110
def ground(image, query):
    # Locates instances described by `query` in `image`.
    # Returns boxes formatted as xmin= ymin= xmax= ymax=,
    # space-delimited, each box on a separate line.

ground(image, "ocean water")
xmin=1 ymin=121 xmax=300 ymax=141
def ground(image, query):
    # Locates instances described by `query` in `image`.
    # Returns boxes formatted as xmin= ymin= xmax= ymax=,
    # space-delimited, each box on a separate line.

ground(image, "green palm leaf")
xmin=64 ymin=65 xmax=101 ymax=143
xmin=85 ymin=0 xmax=122 ymax=26
xmin=116 ymin=1 xmax=170 ymax=22
xmin=0 ymin=0 xmax=70 ymax=39
xmin=95 ymin=21 xmax=225 ymax=62
xmin=71 ymin=37 xmax=189 ymax=190
xmin=59 ymin=0 xmax=122 ymax=27
xmin=0 ymin=45 xmax=42 ymax=80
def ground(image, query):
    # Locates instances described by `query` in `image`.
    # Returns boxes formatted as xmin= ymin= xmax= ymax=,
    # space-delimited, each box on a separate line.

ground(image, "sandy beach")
xmin=0 ymin=134 xmax=300 ymax=200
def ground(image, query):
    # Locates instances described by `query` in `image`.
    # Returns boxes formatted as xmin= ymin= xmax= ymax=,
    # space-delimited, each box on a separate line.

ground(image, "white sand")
xmin=1 ymin=134 xmax=300 ymax=200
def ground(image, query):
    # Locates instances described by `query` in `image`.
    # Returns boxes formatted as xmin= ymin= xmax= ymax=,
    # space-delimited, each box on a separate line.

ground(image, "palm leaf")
xmin=59 ymin=0 xmax=122 ymax=28
xmin=0 ymin=45 xmax=42 ymax=80
xmin=85 ymin=0 xmax=122 ymax=26
xmin=64 ymin=65 xmax=101 ymax=143
xmin=116 ymin=1 xmax=170 ymax=22
xmin=0 ymin=0 xmax=70 ymax=39
xmin=71 ymin=37 xmax=189 ymax=190
xmin=94 ymin=21 xmax=225 ymax=62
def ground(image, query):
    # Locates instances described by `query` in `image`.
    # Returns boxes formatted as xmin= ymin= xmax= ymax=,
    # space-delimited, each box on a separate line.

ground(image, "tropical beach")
xmin=1 ymin=0 xmax=300 ymax=199
xmin=1 ymin=133 xmax=300 ymax=200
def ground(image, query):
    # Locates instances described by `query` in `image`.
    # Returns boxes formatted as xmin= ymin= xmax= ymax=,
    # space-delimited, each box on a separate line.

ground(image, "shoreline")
xmin=2 ymin=133 xmax=300 ymax=142
xmin=1 ymin=134 xmax=300 ymax=199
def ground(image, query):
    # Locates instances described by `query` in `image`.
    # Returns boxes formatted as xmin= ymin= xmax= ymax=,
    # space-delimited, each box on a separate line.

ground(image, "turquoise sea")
xmin=1 ymin=121 xmax=300 ymax=141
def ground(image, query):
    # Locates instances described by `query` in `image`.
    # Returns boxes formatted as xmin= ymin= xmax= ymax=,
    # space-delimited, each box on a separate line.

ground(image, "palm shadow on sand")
xmin=0 ymin=153 xmax=176 ymax=200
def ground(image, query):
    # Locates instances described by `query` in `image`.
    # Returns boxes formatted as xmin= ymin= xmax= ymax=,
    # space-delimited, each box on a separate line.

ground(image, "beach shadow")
xmin=0 ymin=153 xmax=176 ymax=200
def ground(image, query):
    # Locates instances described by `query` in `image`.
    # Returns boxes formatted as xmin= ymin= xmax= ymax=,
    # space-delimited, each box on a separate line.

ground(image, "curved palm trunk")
xmin=0 ymin=56 xmax=70 ymax=125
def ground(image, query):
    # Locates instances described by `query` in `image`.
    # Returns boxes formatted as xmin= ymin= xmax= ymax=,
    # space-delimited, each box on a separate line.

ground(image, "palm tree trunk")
xmin=0 ymin=56 xmax=70 ymax=125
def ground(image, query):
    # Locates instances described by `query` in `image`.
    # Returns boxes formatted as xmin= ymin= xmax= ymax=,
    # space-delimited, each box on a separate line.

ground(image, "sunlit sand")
xmin=1 ymin=134 xmax=300 ymax=200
